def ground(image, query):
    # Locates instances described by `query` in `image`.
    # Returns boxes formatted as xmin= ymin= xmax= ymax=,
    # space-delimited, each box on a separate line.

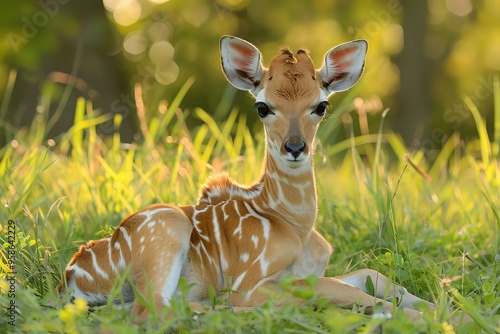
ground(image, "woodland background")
xmin=1 ymin=1 xmax=500 ymax=332
xmin=1 ymin=0 xmax=499 ymax=156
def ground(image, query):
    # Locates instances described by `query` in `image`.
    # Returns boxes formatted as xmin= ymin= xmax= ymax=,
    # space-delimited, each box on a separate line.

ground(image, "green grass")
xmin=1 ymin=75 xmax=500 ymax=333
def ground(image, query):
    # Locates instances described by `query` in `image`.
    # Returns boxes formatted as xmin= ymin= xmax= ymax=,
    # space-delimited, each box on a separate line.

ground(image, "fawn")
xmin=60 ymin=36 xmax=435 ymax=323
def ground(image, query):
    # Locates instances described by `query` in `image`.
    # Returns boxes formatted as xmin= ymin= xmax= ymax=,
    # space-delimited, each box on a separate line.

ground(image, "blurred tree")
xmin=1 ymin=0 xmax=499 ymax=155
xmin=393 ymin=0 xmax=431 ymax=147
xmin=0 ymin=0 xmax=136 ymax=145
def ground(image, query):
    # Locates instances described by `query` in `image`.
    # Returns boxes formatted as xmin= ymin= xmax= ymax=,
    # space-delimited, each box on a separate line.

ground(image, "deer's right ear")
xmin=220 ymin=36 xmax=265 ymax=94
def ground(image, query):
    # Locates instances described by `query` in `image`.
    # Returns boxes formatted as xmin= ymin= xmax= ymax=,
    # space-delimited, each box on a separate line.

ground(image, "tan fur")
xmin=59 ymin=38 xmax=447 ymax=325
xmin=264 ymin=48 xmax=318 ymax=102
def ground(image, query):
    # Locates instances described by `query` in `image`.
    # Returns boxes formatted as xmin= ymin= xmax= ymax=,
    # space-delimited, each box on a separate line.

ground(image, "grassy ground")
xmin=1 ymin=78 xmax=500 ymax=333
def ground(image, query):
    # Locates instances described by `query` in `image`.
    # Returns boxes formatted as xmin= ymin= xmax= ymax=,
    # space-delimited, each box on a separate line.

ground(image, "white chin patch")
xmin=283 ymin=155 xmax=307 ymax=168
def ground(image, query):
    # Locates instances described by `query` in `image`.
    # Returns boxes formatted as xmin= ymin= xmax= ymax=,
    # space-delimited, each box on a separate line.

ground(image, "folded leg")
xmin=225 ymin=275 xmax=425 ymax=322
xmin=128 ymin=208 xmax=193 ymax=323
xmin=336 ymin=269 xmax=435 ymax=310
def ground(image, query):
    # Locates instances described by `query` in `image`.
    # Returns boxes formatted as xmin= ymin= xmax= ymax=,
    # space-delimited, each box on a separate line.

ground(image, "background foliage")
xmin=1 ymin=0 xmax=500 ymax=152
xmin=1 ymin=0 xmax=500 ymax=333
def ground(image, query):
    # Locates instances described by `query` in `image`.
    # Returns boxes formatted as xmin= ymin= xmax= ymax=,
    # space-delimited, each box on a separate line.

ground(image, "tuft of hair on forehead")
xmin=266 ymin=46 xmax=318 ymax=101
xmin=279 ymin=47 xmax=297 ymax=64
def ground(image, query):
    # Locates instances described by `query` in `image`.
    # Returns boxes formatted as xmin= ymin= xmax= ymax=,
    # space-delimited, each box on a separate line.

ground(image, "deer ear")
xmin=220 ymin=36 xmax=265 ymax=93
xmin=318 ymin=40 xmax=367 ymax=93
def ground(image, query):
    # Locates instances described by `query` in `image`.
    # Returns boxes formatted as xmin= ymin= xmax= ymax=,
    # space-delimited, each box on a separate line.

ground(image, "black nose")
xmin=284 ymin=137 xmax=306 ymax=159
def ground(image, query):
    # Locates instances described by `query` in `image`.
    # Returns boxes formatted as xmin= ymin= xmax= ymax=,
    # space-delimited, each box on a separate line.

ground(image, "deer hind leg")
xmin=128 ymin=208 xmax=193 ymax=323
xmin=335 ymin=269 xmax=435 ymax=310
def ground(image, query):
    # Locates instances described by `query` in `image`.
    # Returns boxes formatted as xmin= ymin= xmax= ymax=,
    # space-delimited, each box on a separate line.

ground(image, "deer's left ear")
xmin=318 ymin=40 xmax=367 ymax=94
xmin=220 ymin=36 xmax=265 ymax=94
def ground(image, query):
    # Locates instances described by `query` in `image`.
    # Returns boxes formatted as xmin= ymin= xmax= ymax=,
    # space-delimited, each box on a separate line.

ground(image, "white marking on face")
xmin=87 ymin=248 xmax=109 ymax=280
xmin=255 ymin=86 xmax=267 ymax=103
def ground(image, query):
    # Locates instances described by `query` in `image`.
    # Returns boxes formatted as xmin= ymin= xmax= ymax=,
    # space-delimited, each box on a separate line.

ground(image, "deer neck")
xmin=257 ymin=147 xmax=317 ymax=237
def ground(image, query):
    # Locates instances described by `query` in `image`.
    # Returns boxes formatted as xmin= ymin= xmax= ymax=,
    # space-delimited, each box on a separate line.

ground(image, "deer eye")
xmin=254 ymin=102 xmax=274 ymax=118
xmin=312 ymin=101 xmax=330 ymax=116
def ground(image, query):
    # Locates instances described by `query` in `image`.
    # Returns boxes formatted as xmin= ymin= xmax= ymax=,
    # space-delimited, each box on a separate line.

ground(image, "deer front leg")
xmin=294 ymin=277 xmax=425 ymax=322
xmin=335 ymin=269 xmax=435 ymax=310
xmin=233 ymin=277 xmax=423 ymax=322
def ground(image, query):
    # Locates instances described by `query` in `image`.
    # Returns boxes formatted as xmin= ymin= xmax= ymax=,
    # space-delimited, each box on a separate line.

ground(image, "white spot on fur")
xmin=232 ymin=271 xmax=247 ymax=291
xmin=240 ymin=253 xmax=249 ymax=263
xmin=245 ymin=276 xmax=275 ymax=302
xmin=107 ymin=238 xmax=118 ymax=274
xmin=140 ymin=246 xmax=145 ymax=254
xmin=66 ymin=278 xmax=106 ymax=306
xmin=256 ymin=254 xmax=269 ymax=276
xmin=251 ymin=235 xmax=259 ymax=248
xmin=140 ymin=236 xmax=145 ymax=243
xmin=161 ymin=237 xmax=189 ymax=306
xmin=87 ymin=248 xmax=109 ymax=280
xmin=212 ymin=206 xmax=228 ymax=272
xmin=137 ymin=207 xmax=174 ymax=231
xmin=119 ymin=227 xmax=132 ymax=250
xmin=114 ymin=242 xmax=126 ymax=268
xmin=261 ymin=219 xmax=270 ymax=240
xmin=67 ymin=264 xmax=94 ymax=282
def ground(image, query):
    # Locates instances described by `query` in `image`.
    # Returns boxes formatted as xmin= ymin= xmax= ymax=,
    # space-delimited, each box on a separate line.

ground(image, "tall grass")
xmin=0 ymin=74 xmax=499 ymax=333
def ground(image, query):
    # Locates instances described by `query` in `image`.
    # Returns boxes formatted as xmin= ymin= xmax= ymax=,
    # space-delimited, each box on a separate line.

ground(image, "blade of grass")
xmin=372 ymin=108 xmax=390 ymax=193
xmin=46 ymin=39 xmax=83 ymax=134
xmin=463 ymin=96 xmax=490 ymax=166
xmin=71 ymin=97 xmax=86 ymax=158
xmin=493 ymin=74 xmax=500 ymax=158
xmin=153 ymin=76 xmax=195 ymax=142
xmin=0 ymin=70 xmax=17 ymax=143
xmin=449 ymin=289 xmax=495 ymax=334
xmin=428 ymin=133 xmax=459 ymax=179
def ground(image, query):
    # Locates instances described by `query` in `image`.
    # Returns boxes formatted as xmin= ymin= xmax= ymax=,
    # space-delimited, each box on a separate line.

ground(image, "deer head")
xmin=220 ymin=36 xmax=367 ymax=169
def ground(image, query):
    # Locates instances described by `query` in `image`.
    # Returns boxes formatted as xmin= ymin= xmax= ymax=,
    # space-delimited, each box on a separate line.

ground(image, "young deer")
xmin=60 ymin=36 xmax=434 ymax=323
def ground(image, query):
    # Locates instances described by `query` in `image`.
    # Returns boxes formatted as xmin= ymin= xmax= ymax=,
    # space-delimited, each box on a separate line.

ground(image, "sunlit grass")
xmin=1 ymin=76 xmax=499 ymax=333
